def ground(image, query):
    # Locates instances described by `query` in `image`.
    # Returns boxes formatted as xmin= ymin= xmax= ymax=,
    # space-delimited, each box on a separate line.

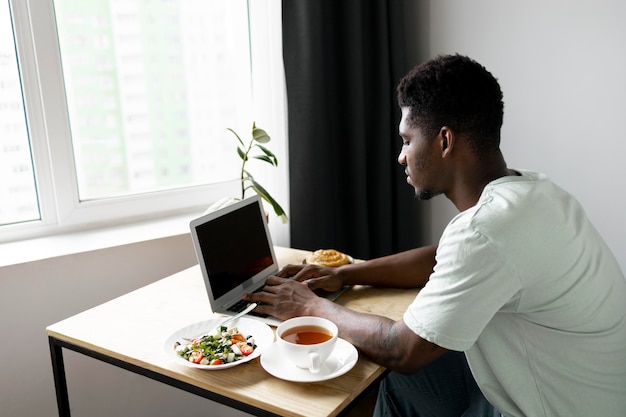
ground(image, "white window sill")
xmin=0 ymin=213 xmax=202 ymax=268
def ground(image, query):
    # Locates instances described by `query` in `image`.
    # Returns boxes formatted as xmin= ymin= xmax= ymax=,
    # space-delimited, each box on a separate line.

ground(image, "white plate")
xmin=163 ymin=317 xmax=275 ymax=370
xmin=260 ymin=338 xmax=358 ymax=382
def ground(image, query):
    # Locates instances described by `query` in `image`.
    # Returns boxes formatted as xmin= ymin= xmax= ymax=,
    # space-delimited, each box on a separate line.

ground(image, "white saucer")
xmin=260 ymin=338 xmax=358 ymax=382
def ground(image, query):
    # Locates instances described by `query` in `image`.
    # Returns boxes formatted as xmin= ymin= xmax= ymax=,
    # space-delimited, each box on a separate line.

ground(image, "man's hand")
xmin=276 ymin=263 xmax=346 ymax=293
xmin=242 ymin=275 xmax=332 ymax=320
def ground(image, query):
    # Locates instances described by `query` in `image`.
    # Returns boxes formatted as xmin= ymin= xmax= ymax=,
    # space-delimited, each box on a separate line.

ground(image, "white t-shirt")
xmin=403 ymin=171 xmax=626 ymax=417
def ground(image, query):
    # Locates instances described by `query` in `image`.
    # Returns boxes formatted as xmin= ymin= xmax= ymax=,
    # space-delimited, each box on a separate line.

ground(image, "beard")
xmin=416 ymin=190 xmax=435 ymax=200
xmin=413 ymin=185 xmax=442 ymax=201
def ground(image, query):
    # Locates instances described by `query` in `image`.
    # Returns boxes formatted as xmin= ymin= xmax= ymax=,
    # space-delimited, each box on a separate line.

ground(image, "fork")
xmin=182 ymin=303 xmax=258 ymax=341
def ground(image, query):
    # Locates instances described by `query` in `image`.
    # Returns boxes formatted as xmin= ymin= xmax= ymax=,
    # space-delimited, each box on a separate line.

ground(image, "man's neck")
xmin=447 ymin=151 xmax=514 ymax=211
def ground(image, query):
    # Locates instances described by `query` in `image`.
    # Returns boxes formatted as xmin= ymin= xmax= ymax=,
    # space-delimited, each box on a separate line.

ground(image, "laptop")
xmin=189 ymin=195 xmax=345 ymax=327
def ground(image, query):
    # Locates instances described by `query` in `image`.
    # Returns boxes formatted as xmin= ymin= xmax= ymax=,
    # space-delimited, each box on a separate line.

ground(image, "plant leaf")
xmin=242 ymin=169 xmax=253 ymax=180
xmin=249 ymin=178 xmax=288 ymax=223
xmin=253 ymin=155 xmax=276 ymax=165
xmin=252 ymin=126 xmax=271 ymax=144
xmin=237 ymin=146 xmax=247 ymax=161
xmin=255 ymin=144 xmax=278 ymax=166
xmin=227 ymin=127 xmax=246 ymax=148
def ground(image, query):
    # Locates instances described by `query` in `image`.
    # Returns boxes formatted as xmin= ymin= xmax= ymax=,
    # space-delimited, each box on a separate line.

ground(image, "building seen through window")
xmin=0 ymin=0 xmax=39 ymax=226
xmin=54 ymin=0 xmax=252 ymax=200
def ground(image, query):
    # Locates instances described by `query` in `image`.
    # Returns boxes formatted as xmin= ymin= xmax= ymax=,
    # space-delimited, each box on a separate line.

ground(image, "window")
xmin=2 ymin=0 xmax=288 ymax=244
xmin=0 ymin=0 xmax=39 ymax=226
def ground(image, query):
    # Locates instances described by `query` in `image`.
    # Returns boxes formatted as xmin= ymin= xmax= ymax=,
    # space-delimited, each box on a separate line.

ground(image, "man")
xmin=244 ymin=54 xmax=626 ymax=416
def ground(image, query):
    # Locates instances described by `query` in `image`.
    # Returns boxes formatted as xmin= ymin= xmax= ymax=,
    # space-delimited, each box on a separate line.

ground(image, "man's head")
xmin=397 ymin=54 xmax=504 ymax=157
xmin=396 ymin=55 xmax=506 ymax=203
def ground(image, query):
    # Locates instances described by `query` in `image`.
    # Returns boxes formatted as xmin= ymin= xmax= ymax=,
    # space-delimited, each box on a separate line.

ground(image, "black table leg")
xmin=49 ymin=336 xmax=71 ymax=417
xmin=46 ymin=335 xmax=279 ymax=416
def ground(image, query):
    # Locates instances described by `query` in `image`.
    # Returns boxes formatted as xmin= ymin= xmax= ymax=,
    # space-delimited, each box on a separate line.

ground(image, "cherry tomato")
xmin=237 ymin=342 xmax=254 ymax=356
xmin=209 ymin=358 xmax=223 ymax=365
xmin=189 ymin=350 xmax=204 ymax=364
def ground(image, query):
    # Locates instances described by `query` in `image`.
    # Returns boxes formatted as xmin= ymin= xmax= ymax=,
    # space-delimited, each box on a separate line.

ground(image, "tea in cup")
xmin=276 ymin=316 xmax=338 ymax=373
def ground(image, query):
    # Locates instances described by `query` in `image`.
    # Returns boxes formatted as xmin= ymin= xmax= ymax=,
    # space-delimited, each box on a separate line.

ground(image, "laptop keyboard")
xmin=227 ymin=290 xmax=268 ymax=318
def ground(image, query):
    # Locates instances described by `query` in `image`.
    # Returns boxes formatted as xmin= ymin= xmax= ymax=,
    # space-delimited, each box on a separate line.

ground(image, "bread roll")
xmin=305 ymin=249 xmax=351 ymax=267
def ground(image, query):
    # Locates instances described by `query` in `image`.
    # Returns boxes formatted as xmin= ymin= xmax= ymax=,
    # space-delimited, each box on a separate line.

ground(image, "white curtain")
xmin=249 ymin=0 xmax=290 ymax=247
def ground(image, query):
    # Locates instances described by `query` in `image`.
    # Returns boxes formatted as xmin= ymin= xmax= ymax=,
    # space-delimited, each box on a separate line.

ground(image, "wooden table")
xmin=47 ymin=247 xmax=419 ymax=417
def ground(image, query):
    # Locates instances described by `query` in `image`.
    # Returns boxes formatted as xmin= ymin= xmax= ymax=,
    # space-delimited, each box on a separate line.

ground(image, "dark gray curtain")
xmin=282 ymin=0 xmax=424 ymax=260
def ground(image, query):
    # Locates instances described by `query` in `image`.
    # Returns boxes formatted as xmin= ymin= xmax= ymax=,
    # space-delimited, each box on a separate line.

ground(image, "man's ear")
xmin=439 ymin=126 xmax=455 ymax=157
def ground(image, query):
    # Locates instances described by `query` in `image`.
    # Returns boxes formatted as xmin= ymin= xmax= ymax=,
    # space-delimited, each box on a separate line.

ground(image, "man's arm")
xmin=279 ymin=245 xmax=437 ymax=291
xmin=245 ymin=277 xmax=447 ymax=373
xmin=339 ymin=245 xmax=437 ymax=288
xmin=314 ymin=299 xmax=447 ymax=373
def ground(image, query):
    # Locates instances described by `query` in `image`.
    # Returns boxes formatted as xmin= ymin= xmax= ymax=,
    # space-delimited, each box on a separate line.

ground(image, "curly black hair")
xmin=397 ymin=54 xmax=504 ymax=156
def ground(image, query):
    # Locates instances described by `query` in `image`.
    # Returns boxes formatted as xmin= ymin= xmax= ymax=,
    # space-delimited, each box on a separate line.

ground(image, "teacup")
xmin=276 ymin=316 xmax=338 ymax=373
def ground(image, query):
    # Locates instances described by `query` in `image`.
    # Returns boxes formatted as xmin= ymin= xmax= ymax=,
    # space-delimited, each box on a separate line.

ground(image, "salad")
xmin=174 ymin=325 xmax=256 ymax=366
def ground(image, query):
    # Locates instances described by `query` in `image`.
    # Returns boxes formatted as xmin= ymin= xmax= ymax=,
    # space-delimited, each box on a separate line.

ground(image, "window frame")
xmin=3 ymin=0 xmax=287 ymax=244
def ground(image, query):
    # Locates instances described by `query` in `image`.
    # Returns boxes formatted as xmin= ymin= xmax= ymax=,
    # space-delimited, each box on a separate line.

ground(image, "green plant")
xmin=228 ymin=122 xmax=288 ymax=223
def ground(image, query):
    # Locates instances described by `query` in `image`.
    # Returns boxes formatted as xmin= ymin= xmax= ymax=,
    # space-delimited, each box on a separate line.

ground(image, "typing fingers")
xmin=276 ymin=264 xmax=305 ymax=278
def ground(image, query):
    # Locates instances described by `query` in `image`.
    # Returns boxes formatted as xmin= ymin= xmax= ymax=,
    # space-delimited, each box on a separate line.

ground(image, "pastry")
xmin=305 ymin=249 xmax=351 ymax=267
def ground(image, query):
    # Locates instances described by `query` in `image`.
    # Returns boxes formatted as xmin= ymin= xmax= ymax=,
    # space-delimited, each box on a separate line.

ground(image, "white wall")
xmin=0 ymin=234 xmax=253 ymax=417
xmin=418 ymin=0 xmax=626 ymax=274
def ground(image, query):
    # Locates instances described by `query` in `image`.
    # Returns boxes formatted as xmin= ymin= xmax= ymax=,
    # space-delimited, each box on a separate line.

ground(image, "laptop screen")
xmin=192 ymin=197 xmax=275 ymax=300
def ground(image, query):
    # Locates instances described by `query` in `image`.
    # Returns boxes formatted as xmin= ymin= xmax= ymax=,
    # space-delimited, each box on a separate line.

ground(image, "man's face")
xmin=397 ymin=107 xmax=443 ymax=200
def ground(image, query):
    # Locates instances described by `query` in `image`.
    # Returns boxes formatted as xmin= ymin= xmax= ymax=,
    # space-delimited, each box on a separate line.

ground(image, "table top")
xmin=46 ymin=247 xmax=419 ymax=417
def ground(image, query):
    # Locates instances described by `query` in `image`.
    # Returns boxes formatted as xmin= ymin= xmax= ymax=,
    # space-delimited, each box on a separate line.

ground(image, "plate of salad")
xmin=163 ymin=317 xmax=274 ymax=370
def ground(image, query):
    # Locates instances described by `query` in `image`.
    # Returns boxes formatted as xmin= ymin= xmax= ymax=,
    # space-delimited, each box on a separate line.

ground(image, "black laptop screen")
xmin=195 ymin=202 xmax=274 ymax=299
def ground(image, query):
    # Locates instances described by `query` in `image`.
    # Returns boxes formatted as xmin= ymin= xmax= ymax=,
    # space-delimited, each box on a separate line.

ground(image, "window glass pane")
xmin=0 ymin=1 xmax=40 ymax=226
xmin=53 ymin=0 xmax=252 ymax=200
